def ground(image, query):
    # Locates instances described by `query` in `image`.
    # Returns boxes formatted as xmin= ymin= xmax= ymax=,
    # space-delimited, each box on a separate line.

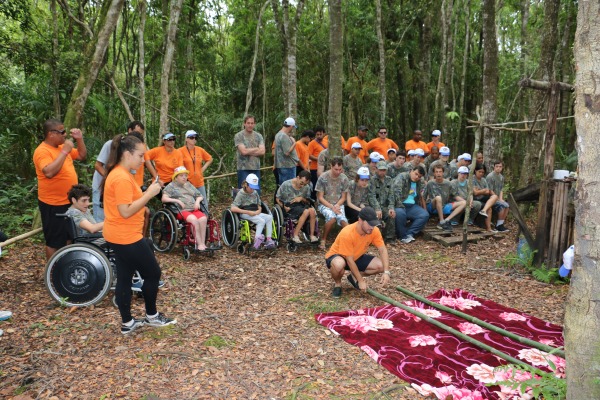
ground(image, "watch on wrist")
xmin=384 ymin=271 xmax=391 ymax=276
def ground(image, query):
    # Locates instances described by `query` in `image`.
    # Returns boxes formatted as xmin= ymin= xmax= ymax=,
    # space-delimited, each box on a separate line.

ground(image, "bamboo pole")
xmin=0 ymin=228 xmax=43 ymax=248
xmin=366 ymin=288 xmax=548 ymax=374
xmin=393 ymin=285 xmax=565 ymax=358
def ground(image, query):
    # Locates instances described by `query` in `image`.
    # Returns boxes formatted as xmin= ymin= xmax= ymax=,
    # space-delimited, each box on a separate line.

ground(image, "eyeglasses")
xmin=164 ymin=138 xmax=176 ymax=142
xmin=51 ymin=129 xmax=66 ymax=135
xmin=379 ymin=131 xmax=388 ymax=135
xmin=187 ymin=136 xmax=198 ymax=140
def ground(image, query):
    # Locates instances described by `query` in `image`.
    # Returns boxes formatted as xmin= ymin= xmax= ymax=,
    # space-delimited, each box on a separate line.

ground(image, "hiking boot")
xmin=496 ymin=224 xmax=509 ymax=232
xmin=264 ymin=238 xmax=277 ymax=249
xmin=400 ymin=234 xmax=415 ymax=244
xmin=144 ymin=313 xmax=177 ymax=327
xmin=347 ymin=275 xmax=359 ymax=290
xmin=121 ymin=318 xmax=144 ymax=335
xmin=479 ymin=210 xmax=488 ymax=218
xmin=436 ymin=220 xmax=446 ymax=230
xmin=332 ymin=286 xmax=342 ymax=298
xmin=252 ymin=234 xmax=265 ymax=250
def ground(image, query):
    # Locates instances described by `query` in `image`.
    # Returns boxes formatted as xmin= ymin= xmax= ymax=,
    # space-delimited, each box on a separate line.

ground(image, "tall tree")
xmin=564 ymin=0 xmax=600 ymax=397
xmin=63 ymin=0 xmax=126 ymax=129
xmin=481 ymin=0 xmax=500 ymax=168
xmin=327 ymin=0 xmax=343 ymax=157
xmin=138 ymin=0 xmax=147 ymax=127
xmin=375 ymin=0 xmax=386 ymax=124
xmin=159 ymin=0 xmax=184 ymax=137
xmin=245 ymin=0 xmax=270 ymax=117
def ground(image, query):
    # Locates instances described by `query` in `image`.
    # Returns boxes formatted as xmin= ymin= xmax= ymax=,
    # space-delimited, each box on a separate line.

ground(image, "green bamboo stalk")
xmin=366 ymin=288 xmax=546 ymax=375
xmin=394 ymin=285 xmax=565 ymax=359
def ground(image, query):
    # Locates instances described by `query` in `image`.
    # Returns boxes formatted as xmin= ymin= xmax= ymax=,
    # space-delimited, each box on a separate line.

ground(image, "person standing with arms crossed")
xmin=235 ymin=115 xmax=266 ymax=191
xmin=33 ymin=119 xmax=87 ymax=260
xmin=102 ymin=135 xmax=176 ymax=335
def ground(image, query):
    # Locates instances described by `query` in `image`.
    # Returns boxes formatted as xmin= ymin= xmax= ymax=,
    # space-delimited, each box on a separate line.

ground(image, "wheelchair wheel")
xmin=149 ymin=208 xmax=178 ymax=252
xmin=286 ymin=242 xmax=297 ymax=253
xmin=45 ymin=243 xmax=113 ymax=307
xmin=221 ymin=209 xmax=239 ymax=248
xmin=183 ymin=247 xmax=191 ymax=260
xmin=237 ymin=243 xmax=246 ymax=254
xmin=272 ymin=204 xmax=285 ymax=246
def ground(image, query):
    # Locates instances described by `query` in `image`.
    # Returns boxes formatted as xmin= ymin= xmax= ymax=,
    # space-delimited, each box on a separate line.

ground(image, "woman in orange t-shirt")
xmin=102 ymin=135 xmax=176 ymax=335
xmin=179 ymin=130 xmax=213 ymax=211
xmin=144 ymin=132 xmax=184 ymax=185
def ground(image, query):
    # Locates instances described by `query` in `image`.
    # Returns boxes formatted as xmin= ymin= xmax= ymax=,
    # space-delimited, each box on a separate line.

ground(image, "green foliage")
xmin=0 ymin=174 xmax=37 ymax=235
xmin=202 ymin=334 xmax=233 ymax=348
xmin=496 ymin=241 xmax=564 ymax=284
xmin=489 ymin=363 xmax=566 ymax=400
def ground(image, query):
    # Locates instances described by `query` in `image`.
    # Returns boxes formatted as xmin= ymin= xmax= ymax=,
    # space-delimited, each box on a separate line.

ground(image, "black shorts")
xmin=285 ymin=204 xmax=308 ymax=220
xmin=38 ymin=200 xmax=70 ymax=249
xmin=325 ymin=253 xmax=375 ymax=272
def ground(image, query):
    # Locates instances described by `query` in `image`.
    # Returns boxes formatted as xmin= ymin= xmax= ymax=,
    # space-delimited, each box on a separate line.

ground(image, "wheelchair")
xmin=44 ymin=214 xmax=146 ymax=308
xmin=149 ymin=202 xmax=222 ymax=260
xmin=221 ymin=196 xmax=283 ymax=255
xmin=272 ymin=204 xmax=320 ymax=252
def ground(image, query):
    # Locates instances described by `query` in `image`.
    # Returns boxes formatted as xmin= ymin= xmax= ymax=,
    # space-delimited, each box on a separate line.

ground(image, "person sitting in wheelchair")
xmin=65 ymin=184 xmax=104 ymax=236
xmin=161 ymin=166 xmax=208 ymax=251
xmin=275 ymin=170 xmax=319 ymax=244
xmin=231 ymin=174 xmax=277 ymax=250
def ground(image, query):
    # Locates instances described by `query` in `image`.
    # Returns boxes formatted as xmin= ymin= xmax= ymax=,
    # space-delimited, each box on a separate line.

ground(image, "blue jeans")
xmin=395 ymin=203 xmax=429 ymax=239
xmin=277 ymin=167 xmax=296 ymax=185
xmin=92 ymin=186 xmax=105 ymax=222
xmin=237 ymin=169 xmax=261 ymax=194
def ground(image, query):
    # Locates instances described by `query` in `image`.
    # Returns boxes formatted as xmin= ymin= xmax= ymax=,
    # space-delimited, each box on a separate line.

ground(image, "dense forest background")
xmin=0 ymin=0 xmax=577 ymax=234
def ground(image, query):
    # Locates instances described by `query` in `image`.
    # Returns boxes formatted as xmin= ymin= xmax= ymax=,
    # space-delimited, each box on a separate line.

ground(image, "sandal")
xmin=318 ymin=240 xmax=326 ymax=251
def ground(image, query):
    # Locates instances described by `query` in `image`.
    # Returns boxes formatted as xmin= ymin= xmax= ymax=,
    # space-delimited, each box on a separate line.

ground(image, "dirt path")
xmin=0 ymin=219 xmax=568 ymax=399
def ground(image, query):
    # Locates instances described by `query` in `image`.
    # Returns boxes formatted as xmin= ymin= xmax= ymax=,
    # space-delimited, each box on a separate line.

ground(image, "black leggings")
xmin=109 ymin=238 xmax=161 ymax=323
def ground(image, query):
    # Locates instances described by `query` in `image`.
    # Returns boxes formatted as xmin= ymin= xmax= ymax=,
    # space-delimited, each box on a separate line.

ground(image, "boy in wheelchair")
xmin=275 ymin=170 xmax=319 ymax=244
xmin=66 ymin=184 xmax=104 ymax=237
xmin=161 ymin=166 xmax=208 ymax=251
xmin=230 ymin=174 xmax=277 ymax=250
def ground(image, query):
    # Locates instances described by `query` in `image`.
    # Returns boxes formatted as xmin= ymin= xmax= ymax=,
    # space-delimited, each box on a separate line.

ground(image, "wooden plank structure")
xmin=545 ymin=179 xmax=575 ymax=268
xmin=422 ymin=226 xmax=504 ymax=247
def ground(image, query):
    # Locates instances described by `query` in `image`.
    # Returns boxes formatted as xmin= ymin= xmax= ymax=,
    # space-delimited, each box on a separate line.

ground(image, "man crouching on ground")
xmin=325 ymin=206 xmax=391 ymax=298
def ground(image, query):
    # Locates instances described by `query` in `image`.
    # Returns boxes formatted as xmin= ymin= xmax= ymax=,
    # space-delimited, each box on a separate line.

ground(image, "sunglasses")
xmin=378 ymin=131 xmax=388 ymax=135
xmin=164 ymin=138 xmax=176 ymax=141
xmin=187 ymin=136 xmax=197 ymax=140
xmin=51 ymin=129 xmax=66 ymax=134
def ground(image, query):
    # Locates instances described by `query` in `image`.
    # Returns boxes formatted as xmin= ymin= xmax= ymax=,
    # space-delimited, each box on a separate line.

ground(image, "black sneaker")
xmin=121 ymin=318 xmax=144 ymax=335
xmin=347 ymin=274 xmax=359 ymax=290
xmin=144 ymin=313 xmax=177 ymax=327
xmin=332 ymin=286 xmax=342 ymax=298
xmin=440 ymin=221 xmax=453 ymax=232
xmin=496 ymin=224 xmax=509 ymax=232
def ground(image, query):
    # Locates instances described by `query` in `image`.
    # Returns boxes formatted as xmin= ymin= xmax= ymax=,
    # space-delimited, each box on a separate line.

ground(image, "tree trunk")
xmin=245 ymin=0 xmax=269 ymax=117
xmin=564 ymin=1 xmax=600 ymax=397
xmin=433 ymin=0 xmax=448 ymax=129
xmin=441 ymin=0 xmax=454 ymax=135
xmin=51 ymin=0 xmax=61 ymax=118
xmin=63 ymin=0 xmax=125 ymax=129
xmin=326 ymin=0 xmax=343 ymax=158
xmin=138 ymin=0 xmax=147 ymax=127
xmin=159 ymin=0 xmax=184 ymax=138
xmin=458 ymin=0 xmax=471 ymax=149
xmin=481 ymin=0 xmax=500 ymax=169
xmin=420 ymin=14 xmax=432 ymax=131
xmin=375 ymin=0 xmax=386 ymax=124
xmin=519 ymin=0 xmax=559 ymax=187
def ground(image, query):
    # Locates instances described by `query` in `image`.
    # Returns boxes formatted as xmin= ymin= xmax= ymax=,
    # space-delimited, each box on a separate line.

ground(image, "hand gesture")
xmin=62 ymin=139 xmax=74 ymax=153
xmin=380 ymin=273 xmax=390 ymax=286
xmin=147 ymin=181 xmax=161 ymax=197
xmin=358 ymin=279 xmax=368 ymax=292
xmin=376 ymin=210 xmax=382 ymax=219
xmin=70 ymin=128 xmax=83 ymax=140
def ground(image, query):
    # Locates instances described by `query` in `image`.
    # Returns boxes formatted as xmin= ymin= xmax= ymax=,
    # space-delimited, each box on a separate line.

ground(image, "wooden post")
xmin=518 ymin=78 xmax=574 ymax=266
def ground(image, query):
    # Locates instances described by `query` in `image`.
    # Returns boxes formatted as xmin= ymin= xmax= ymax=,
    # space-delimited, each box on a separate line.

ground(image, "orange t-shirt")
xmin=144 ymin=146 xmax=184 ymax=183
xmin=295 ymin=140 xmax=309 ymax=168
xmin=405 ymin=140 xmax=429 ymax=154
xmin=345 ymin=137 xmax=369 ymax=163
xmin=33 ymin=142 xmax=80 ymax=205
xmin=308 ymin=137 xmax=328 ymax=170
xmin=367 ymin=138 xmax=399 ymax=160
xmin=426 ymin=141 xmax=446 ymax=153
xmin=179 ymin=145 xmax=212 ymax=188
xmin=326 ymin=222 xmax=384 ymax=260
xmin=103 ymin=165 xmax=145 ymax=244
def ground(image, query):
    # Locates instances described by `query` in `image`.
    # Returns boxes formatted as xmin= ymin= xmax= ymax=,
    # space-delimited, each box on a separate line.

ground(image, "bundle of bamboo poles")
xmin=366 ymin=285 xmax=564 ymax=375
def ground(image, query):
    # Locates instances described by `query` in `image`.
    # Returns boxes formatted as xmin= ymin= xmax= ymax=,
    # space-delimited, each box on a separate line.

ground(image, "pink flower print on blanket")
xmin=339 ymin=315 xmax=393 ymax=334
xmin=518 ymin=348 xmax=553 ymax=366
xmin=435 ymin=370 xmax=453 ymax=384
xmin=466 ymin=363 xmax=497 ymax=384
xmin=433 ymin=385 xmax=484 ymax=400
xmin=457 ymin=322 xmax=488 ymax=335
xmin=360 ymin=345 xmax=379 ymax=361
xmin=439 ymin=295 xmax=481 ymax=310
xmin=409 ymin=334 xmax=437 ymax=347
xmin=499 ymin=312 xmax=527 ymax=321
xmin=400 ymin=306 xmax=442 ymax=322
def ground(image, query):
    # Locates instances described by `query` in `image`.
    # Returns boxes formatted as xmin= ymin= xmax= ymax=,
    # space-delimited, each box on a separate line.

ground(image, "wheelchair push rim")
xmin=149 ymin=208 xmax=179 ymax=252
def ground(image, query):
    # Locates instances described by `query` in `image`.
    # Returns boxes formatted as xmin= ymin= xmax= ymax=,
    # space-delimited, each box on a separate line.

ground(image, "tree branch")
xmin=57 ymin=0 xmax=93 ymax=37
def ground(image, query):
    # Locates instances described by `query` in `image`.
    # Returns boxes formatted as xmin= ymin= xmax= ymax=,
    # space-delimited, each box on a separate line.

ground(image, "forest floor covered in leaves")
xmin=0 ymin=212 xmax=569 ymax=400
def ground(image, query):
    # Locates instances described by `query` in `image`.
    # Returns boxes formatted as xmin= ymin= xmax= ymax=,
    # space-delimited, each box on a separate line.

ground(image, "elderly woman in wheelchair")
xmin=161 ymin=166 xmax=208 ymax=251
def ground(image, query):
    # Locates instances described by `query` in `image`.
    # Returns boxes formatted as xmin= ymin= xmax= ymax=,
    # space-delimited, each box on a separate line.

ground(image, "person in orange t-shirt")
xmin=405 ymin=130 xmax=429 ymax=154
xmin=33 ymin=119 xmax=87 ymax=259
xmin=144 ymin=132 xmax=184 ymax=185
xmin=179 ymin=130 xmax=213 ymax=211
xmin=325 ymin=206 xmax=391 ymax=298
xmin=426 ymin=129 xmax=445 ymax=153
xmin=102 ymin=135 xmax=176 ymax=335
xmin=367 ymin=126 xmax=399 ymax=160
xmin=345 ymin=125 xmax=370 ymax=163
xmin=295 ymin=129 xmax=314 ymax=176
xmin=307 ymin=126 xmax=328 ymax=198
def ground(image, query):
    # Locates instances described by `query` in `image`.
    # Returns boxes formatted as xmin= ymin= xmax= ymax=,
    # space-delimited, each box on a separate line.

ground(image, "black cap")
xmin=358 ymin=206 xmax=381 ymax=227
xmin=358 ymin=125 xmax=369 ymax=131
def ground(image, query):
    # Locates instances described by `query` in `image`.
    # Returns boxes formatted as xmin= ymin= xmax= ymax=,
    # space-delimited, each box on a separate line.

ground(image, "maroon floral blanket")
xmin=315 ymin=289 xmax=564 ymax=399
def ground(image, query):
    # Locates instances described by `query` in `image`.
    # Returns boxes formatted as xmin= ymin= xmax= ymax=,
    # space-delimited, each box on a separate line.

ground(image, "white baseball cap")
xmin=414 ymin=148 xmax=425 ymax=157
xmin=351 ymin=142 xmax=362 ymax=149
xmin=440 ymin=146 xmax=451 ymax=156
xmin=407 ymin=150 xmax=416 ymax=156
xmin=185 ymin=130 xmax=198 ymax=138
xmin=357 ymin=167 xmax=370 ymax=179
xmin=284 ymin=117 xmax=297 ymax=128
xmin=432 ymin=129 xmax=441 ymax=136
xmin=458 ymin=166 xmax=469 ymax=174
xmin=369 ymin=152 xmax=383 ymax=162
xmin=245 ymin=174 xmax=260 ymax=189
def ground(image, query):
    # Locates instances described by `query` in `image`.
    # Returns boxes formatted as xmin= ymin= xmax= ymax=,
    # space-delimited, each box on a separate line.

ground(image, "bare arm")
xmin=79 ymin=219 xmax=104 ymax=234
xmin=201 ymin=158 xmax=213 ymax=173
xmin=94 ymin=161 xmax=106 ymax=176
xmin=376 ymin=244 xmax=390 ymax=287
xmin=117 ymin=182 xmax=161 ymax=218
xmin=42 ymin=141 xmax=73 ymax=178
